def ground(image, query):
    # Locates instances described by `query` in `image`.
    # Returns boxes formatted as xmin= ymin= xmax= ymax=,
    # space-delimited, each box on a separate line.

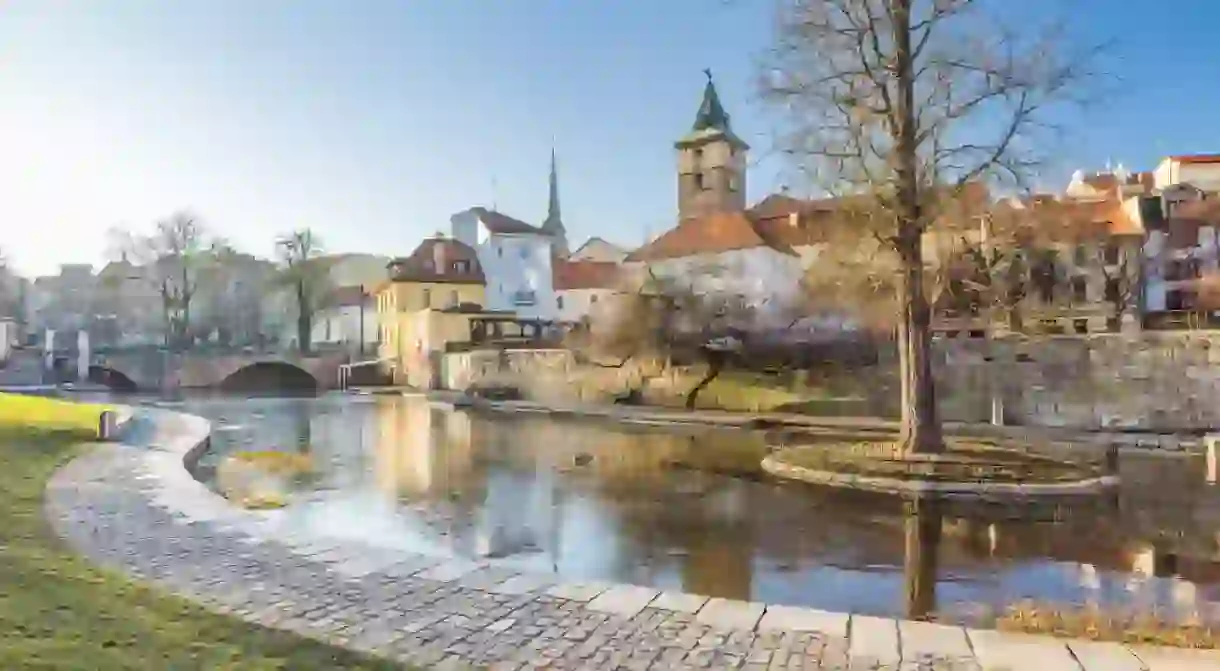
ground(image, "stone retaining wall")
xmin=936 ymin=332 xmax=1220 ymax=431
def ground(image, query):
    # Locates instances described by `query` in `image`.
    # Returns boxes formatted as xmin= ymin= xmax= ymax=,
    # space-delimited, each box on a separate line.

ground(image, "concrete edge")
xmin=759 ymin=455 xmax=1120 ymax=496
xmin=446 ymin=393 xmax=1206 ymax=454
xmin=66 ymin=405 xmax=1203 ymax=666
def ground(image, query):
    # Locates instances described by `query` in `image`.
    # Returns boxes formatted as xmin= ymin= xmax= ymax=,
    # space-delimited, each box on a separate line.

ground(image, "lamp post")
xmin=359 ymin=283 xmax=366 ymax=357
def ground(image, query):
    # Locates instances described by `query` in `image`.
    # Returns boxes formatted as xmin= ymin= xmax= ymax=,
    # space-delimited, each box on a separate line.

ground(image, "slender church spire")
xmin=542 ymin=148 xmax=569 ymax=258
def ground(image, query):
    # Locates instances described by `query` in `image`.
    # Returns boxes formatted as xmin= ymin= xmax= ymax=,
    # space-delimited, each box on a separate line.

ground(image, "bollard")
xmin=1206 ymin=434 xmax=1220 ymax=484
xmin=98 ymin=411 xmax=113 ymax=440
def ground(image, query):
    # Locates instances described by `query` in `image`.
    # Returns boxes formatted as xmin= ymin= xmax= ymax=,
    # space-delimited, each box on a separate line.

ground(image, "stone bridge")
xmin=88 ymin=350 xmax=348 ymax=392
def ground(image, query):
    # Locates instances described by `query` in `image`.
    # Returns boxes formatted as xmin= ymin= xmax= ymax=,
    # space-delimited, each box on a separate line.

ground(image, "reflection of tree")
xmin=903 ymin=496 xmax=944 ymax=620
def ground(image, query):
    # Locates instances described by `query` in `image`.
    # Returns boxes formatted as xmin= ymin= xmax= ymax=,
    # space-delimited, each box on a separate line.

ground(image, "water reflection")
xmin=187 ymin=393 xmax=1220 ymax=625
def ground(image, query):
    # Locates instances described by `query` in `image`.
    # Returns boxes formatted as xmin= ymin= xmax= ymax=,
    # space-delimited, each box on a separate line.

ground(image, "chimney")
xmin=432 ymin=241 xmax=446 ymax=274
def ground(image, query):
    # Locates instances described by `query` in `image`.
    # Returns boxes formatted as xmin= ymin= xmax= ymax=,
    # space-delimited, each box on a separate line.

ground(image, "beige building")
xmin=376 ymin=236 xmax=487 ymax=385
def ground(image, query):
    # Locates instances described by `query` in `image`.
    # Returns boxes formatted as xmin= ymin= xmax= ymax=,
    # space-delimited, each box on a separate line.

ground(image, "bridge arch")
xmin=217 ymin=361 xmax=319 ymax=393
xmin=87 ymin=365 xmax=139 ymax=392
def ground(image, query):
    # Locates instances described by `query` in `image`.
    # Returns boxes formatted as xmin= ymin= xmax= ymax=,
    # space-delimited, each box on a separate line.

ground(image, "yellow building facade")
xmin=375 ymin=237 xmax=487 ymax=385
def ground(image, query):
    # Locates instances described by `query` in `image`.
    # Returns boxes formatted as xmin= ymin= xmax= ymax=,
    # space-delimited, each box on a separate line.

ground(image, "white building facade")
xmin=450 ymin=208 xmax=562 ymax=321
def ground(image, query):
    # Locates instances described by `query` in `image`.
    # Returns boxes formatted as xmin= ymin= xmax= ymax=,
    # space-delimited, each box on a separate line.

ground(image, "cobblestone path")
xmin=41 ymin=411 xmax=1220 ymax=670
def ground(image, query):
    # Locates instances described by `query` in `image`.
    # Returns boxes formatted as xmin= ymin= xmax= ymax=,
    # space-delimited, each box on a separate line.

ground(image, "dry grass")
xmin=770 ymin=440 xmax=1101 ymax=484
xmin=997 ymin=600 xmax=1220 ymax=649
xmin=228 ymin=450 xmax=314 ymax=478
xmin=0 ymin=392 xmax=111 ymax=436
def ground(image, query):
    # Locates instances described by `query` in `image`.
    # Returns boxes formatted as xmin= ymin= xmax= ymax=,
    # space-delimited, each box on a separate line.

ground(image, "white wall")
xmin=310 ymin=304 xmax=379 ymax=351
xmin=629 ymin=246 xmax=807 ymax=327
xmin=474 ymin=234 xmax=558 ymax=320
xmin=556 ymin=288 xmax=615 ymax=323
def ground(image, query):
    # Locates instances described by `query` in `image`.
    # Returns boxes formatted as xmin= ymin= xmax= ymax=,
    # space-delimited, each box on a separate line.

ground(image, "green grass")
xmin=0 ymin=427 xmax=402 ymax=670
xmin=0 ymin=392 xmax=112 ymax=435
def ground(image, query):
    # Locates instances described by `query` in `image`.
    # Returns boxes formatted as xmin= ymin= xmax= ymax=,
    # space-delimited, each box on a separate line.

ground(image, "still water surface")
xmin=174 ymin=393 xmax=1220 ymax=626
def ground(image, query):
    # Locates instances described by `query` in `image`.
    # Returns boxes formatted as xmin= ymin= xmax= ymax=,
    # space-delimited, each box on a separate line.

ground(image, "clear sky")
xmin=2 ymin=0 xmax=1220 ymax=277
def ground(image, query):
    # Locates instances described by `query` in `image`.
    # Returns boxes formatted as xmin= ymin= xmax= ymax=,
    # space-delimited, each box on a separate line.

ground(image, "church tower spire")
xmin=675 ymin=70 xmax=749 ymax=220
xmin=542 ymin=148 xmax=569 ymax=258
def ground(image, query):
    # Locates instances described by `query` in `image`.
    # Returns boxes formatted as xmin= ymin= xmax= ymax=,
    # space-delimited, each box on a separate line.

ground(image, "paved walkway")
xmin=43 ymin=408 xmax=1220 ymax=670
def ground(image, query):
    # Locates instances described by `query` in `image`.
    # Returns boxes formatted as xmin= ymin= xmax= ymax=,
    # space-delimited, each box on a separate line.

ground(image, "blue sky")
xmin=2 ymin=0 xmax=1220 ymax=276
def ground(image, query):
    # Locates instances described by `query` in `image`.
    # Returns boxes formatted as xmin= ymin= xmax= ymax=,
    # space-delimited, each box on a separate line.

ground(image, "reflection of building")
xmin=374 ymin=397 xmax=474 ymax=498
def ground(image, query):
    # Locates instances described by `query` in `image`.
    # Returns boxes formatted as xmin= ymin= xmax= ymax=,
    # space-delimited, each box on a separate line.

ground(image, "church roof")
xmin=624 ymin=210 xmax=797 ymax=262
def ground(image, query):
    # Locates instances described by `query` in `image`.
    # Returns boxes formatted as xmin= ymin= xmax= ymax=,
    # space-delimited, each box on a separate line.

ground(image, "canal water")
xmin=168 ymin=392 xmax=1220 ymax=628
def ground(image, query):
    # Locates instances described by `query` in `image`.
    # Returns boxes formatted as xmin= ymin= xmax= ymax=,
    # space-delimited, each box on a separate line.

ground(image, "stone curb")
xmin=759 ymin=455 xmax=1121 ymax=496
xmin=44 ymin=404 xmax=1220 ymax=670
xmin=431 ymin=392 xmax=1209 ymax=455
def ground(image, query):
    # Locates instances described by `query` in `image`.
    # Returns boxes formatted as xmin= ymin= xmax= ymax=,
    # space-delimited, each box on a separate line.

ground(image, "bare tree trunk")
xmin=296 ymin=282 xmax=312 ymax=355
xmin=684 ymin=356 xmax=724 ymax=410
xmin=893 ymin=0 xmax=943 ymax=456
xmin=897 ymin=242 xmax=944 ymax=454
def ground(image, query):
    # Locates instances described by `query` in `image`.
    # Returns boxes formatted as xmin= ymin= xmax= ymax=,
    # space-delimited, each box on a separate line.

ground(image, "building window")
xmin=1103 ymin=242 xmax=1120 ymax=265
xmin=590 ymin=294 xmax=598 ymax=304
xmin=1105 ymin=278 xmax=1121 ymax=304
xmin=694 ymin=172 xmax=705 ymax=190
xmin=497 ymin=246 xmax=503 ymax=258
xmin=422 ymin=288 xmax=431 ymax=308
xmin=729 ymin=172 xmax=739 ymax=192
xmin=454 ymin=260 xmax=469 ymax=273
xmin=520 ymin=246 xmax=529 ymax=260
xmin=556 ymin=296 xmax=564 ymax=309
xmin=449 ymin=290 xmax=459 ymax=307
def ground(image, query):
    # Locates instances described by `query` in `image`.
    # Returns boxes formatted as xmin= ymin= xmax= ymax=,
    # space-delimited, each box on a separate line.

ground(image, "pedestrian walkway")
xmin=43 ymin=407 xmax=1220 ymax=669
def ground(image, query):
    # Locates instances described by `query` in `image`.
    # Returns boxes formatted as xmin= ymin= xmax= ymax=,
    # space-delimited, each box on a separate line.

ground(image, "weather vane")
xmin=703 ymin=68 xmax=713 ymax=81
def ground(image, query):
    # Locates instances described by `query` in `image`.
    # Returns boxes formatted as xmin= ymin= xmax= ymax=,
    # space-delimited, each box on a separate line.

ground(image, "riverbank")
xmin=420 ymin=390 xmax=1208 ymax=454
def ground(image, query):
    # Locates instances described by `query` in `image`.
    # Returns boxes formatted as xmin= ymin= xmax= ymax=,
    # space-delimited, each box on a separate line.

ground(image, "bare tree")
xmin=273 ymin=229 xmax=334 ymax=355
xmin=763 ymin=0 xmax=1099 ymax=454
xmin=580 ymin=266 xmax=768 ymax=409
xmin=110 ymin=212 xmax=213 ymax=350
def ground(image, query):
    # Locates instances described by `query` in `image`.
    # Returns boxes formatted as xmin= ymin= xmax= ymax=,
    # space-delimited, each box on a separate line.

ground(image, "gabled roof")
xmin=327 ymin=285 xmax=370 ymax=307
xmin=625 ymin=210 xmax=796 ymax=262
xmin=1169 ymin=154 xmax=1220 ymax=165
xmin=387 ymin=237 xmax=484 ymax=284
xmin=553 ymin=260 xmax=621 ymax=290
xmin=463 ymin=207 xmax=547 ymax=236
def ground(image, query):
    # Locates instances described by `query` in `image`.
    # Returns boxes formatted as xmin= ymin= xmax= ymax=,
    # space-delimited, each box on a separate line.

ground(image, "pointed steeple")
xmin=542 ymin=148 xmax=569 ymax=258
xmin=545 ymin=147 xmax=562 ymax=229
xmin=692 ymin=68 xmax=731 ymax=132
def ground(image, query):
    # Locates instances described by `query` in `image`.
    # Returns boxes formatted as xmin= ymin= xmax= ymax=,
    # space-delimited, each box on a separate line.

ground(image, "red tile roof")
xmin=553 ymin=260 xmax=621 ymax=290
xmin=625 ymin=210 xmax=797 ymax=262
xmin=387 ymin=237 xmax=485 ymax=284
xmin=327 ymin=285 xmax=370 ymax=307
xmin=1171 ymin=154 xmax=1220 ymax=165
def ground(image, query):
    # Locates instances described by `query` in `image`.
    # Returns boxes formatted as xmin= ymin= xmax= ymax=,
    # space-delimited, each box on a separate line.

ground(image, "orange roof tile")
xmin=553 ymin=260 xmax=621 ymax=290
xmin=1171 ymin=154 xmax=1220 ymax=165
xmin=625 ymin=211 xmax=797 ymax=262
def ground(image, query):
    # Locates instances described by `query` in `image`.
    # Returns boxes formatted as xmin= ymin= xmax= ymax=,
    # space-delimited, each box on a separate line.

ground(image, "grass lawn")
xmin=0 ymin=392 xmax=112 ymax=435
xmin=0 ymin=424 xmax=402 ymax=670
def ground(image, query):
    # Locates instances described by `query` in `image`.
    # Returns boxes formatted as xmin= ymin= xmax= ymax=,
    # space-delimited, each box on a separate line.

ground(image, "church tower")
xmin=675 ymin=70 xmax=748 ymax=221
xmin=541 ymin=148 xmax=570 ymax=258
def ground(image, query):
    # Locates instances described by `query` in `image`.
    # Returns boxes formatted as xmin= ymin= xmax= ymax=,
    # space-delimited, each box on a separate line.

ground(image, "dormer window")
xmin=453 ymin=260 xmax=469 ymax=273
